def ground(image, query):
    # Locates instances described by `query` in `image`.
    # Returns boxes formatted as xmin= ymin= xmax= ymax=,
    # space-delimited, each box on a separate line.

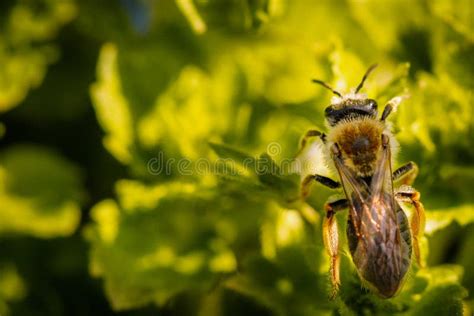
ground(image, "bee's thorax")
xmin=328 ymin=118 xmax=385 ymax=177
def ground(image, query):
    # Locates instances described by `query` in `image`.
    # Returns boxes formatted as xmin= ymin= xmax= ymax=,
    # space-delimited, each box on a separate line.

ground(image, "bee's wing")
xmin=365 ymin=137 xmax=403 ymax=278
xmin=332 ymin=154 xmax=371 ymax=227
xmin=370 ymin=137 xmax=395 ymax=206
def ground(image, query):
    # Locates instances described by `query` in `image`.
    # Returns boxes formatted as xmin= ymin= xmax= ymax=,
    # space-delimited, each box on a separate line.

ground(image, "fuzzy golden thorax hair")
xmin=328 ymin=118 xmax=386 ymax=177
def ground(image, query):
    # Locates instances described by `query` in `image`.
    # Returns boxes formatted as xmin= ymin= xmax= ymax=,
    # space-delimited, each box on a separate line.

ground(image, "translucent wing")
xmin=363 ymin=136 xmax=403 ymax=282
xmin=370 ymin=135 xmax=395 ymax=203
xmin=367 ymin=135 xmax=399 ymax=240
xmin=332 ymin=154 xmax=371 ymax=234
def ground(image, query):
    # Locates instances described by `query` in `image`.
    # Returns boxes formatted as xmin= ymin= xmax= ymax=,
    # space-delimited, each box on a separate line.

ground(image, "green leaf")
xmin=90 ymin=43 xmax=135 ymax=165
xmin=0 ymin=263 xmax=27 ymax=316
xmin=90 ymin=40 xmax=242 ymax=175
xmin=210 ymin=143 xmax=302 ymax=206
xmin=81 ymin=1 xmax=473 ymax=314
xmin=87 ymin=199 xmax=219 ymax=309
xmin=409 ymin=266 xmax=468 ymax=316
xmin=256 ymin=153 xmax=301 ymax=202
xmin=425 ymin=204 xmax=474 ymax=236
xmin=0 ymin=145 xmax=83 ymax=237
xmin=175 ymin=0 xmax=207 ymax=34
xmin=86 ymin=180 xmax=258 ymax=310
xmin=225 ymin=248 xmax=330 ymax=316
xmin=0 ymin=0 xmax=77 ymax=112
xmin=209 ymin=142 xmax=256 ymax=169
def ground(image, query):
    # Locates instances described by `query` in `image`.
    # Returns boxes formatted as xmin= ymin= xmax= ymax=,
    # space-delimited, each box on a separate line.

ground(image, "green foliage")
xmin=0 ymin=264 xmax=27 ymax=316
xmin=85 ymin=1 xmax=472 ymax=315
xmin=0 ymin=145 xmax=84 ymax=315
xmin=0 ymin=145 xmax=83 ymax=237
xmin=0 ymin=0 xmax=473 ymax=315
xmin=85 ymin=180 xmax=242 ymax=310
xmin=84 ymin=0 xmax=473 ymax=313
xmin=0 ymin=0 xmax=76 ymax=112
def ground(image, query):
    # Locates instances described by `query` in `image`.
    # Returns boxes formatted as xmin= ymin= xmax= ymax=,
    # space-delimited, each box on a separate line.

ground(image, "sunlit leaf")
xmin=0 ymin=0 xmax=76 ymax=111
xmin=90 ymin=43 xmax=134 ymax=165
xmin=410 ymin=266 xmax=468 ymax=316
xmin=0 ymin=145 xmax=83 ymax=237
xmin=425 ymin=204 xmax=474 ymax=236
xmin=86 ymin=180 xmax=252 ymax=310
xmin=81 ymin=0 xmax=473 ymax=314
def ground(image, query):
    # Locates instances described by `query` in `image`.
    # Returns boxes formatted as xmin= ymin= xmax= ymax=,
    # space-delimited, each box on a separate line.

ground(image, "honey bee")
xmin=299 ymin=65 xmax=425 ymax=299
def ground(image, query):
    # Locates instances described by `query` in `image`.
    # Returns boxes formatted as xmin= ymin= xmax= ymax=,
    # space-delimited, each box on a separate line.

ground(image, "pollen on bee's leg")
xmin=323 ymin=207 xmax=341 ymax=299
xmin=329 ymin=254 xmax=341 ymax=300
xmin=395 ymin=187 xmax=426 ymax=268
xmin=411 ymin=195 xmax=426 ymax=267
xmin=300 ymin=175 xmax=316 ymax=198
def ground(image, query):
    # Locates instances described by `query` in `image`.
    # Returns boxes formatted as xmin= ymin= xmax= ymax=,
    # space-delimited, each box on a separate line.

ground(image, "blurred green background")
xmin=0 ymin=0 xmax=472 ymax=315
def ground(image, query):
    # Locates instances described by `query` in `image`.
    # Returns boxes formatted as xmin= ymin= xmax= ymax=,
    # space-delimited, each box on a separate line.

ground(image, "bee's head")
xmin=324 ymin=97 xmax=378 ymax=126
xmin=312 ymin=64 xmax=379 ymax=126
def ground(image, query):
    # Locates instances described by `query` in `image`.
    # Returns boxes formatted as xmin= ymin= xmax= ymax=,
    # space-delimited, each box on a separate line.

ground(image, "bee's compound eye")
xmin=324 ymin=106 xmax=338 ymax=126
xmin=369 ymin=99 xmax=378 ymax=109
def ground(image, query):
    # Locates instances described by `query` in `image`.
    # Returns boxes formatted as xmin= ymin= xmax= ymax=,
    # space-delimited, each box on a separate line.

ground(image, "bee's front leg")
xmin=295 ymin=129 xmax=326 ymax=157
xmin=323 ymin=198 xmax=348 ymax=299
xmin=380 ymin=95 xmax=405 ymax=121
xmin=301 ymin=174 xmax=340 ymax=198
xmin=395 ymin=186 xmax=426 ymax=267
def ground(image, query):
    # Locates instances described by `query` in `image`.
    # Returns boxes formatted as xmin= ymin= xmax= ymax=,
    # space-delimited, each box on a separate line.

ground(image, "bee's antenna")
xmin=312 ymin=79 xmax=342 ymax=98
xmin=355 ymin=63 xmax=378 ymax=93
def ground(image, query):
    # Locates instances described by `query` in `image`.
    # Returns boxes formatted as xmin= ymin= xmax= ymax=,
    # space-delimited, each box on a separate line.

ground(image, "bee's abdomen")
xmin=347 ymin=204 xmax=412 ymax=298
xmin=372 ymin=206 xmax=411 ymax=297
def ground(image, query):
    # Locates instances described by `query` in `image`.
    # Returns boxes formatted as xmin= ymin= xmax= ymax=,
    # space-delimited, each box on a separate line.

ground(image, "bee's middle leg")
xmin=323 ymin=198 xmax=348 ymax=299
xmin=393 ymin=161 xmax=419 ymax=186
xmin=395 ymin=186 xmax=426 ymax=267
xmin=301 ymin=174 xmax=340 ymax=198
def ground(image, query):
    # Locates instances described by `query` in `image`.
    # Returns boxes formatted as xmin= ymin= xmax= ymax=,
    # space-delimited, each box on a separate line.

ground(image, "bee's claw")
xmin=417 ymin=258 xmax=425 ymax=269
xmin=329 ymin=283 xmax=340 ymax=300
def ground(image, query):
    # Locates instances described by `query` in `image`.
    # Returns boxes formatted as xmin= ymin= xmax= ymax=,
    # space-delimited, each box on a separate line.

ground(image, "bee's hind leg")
xmin=395 ymin=186 xmax=426 ymax=267
xmin=393 ymin=161 xmax=419 ymax=186
xmin=323 ymin=198 xmax=348 ymax=299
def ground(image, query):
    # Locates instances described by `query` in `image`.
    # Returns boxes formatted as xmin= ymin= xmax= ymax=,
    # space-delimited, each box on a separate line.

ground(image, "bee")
xmin=299 ymin=65 xmax=425 ymax=299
